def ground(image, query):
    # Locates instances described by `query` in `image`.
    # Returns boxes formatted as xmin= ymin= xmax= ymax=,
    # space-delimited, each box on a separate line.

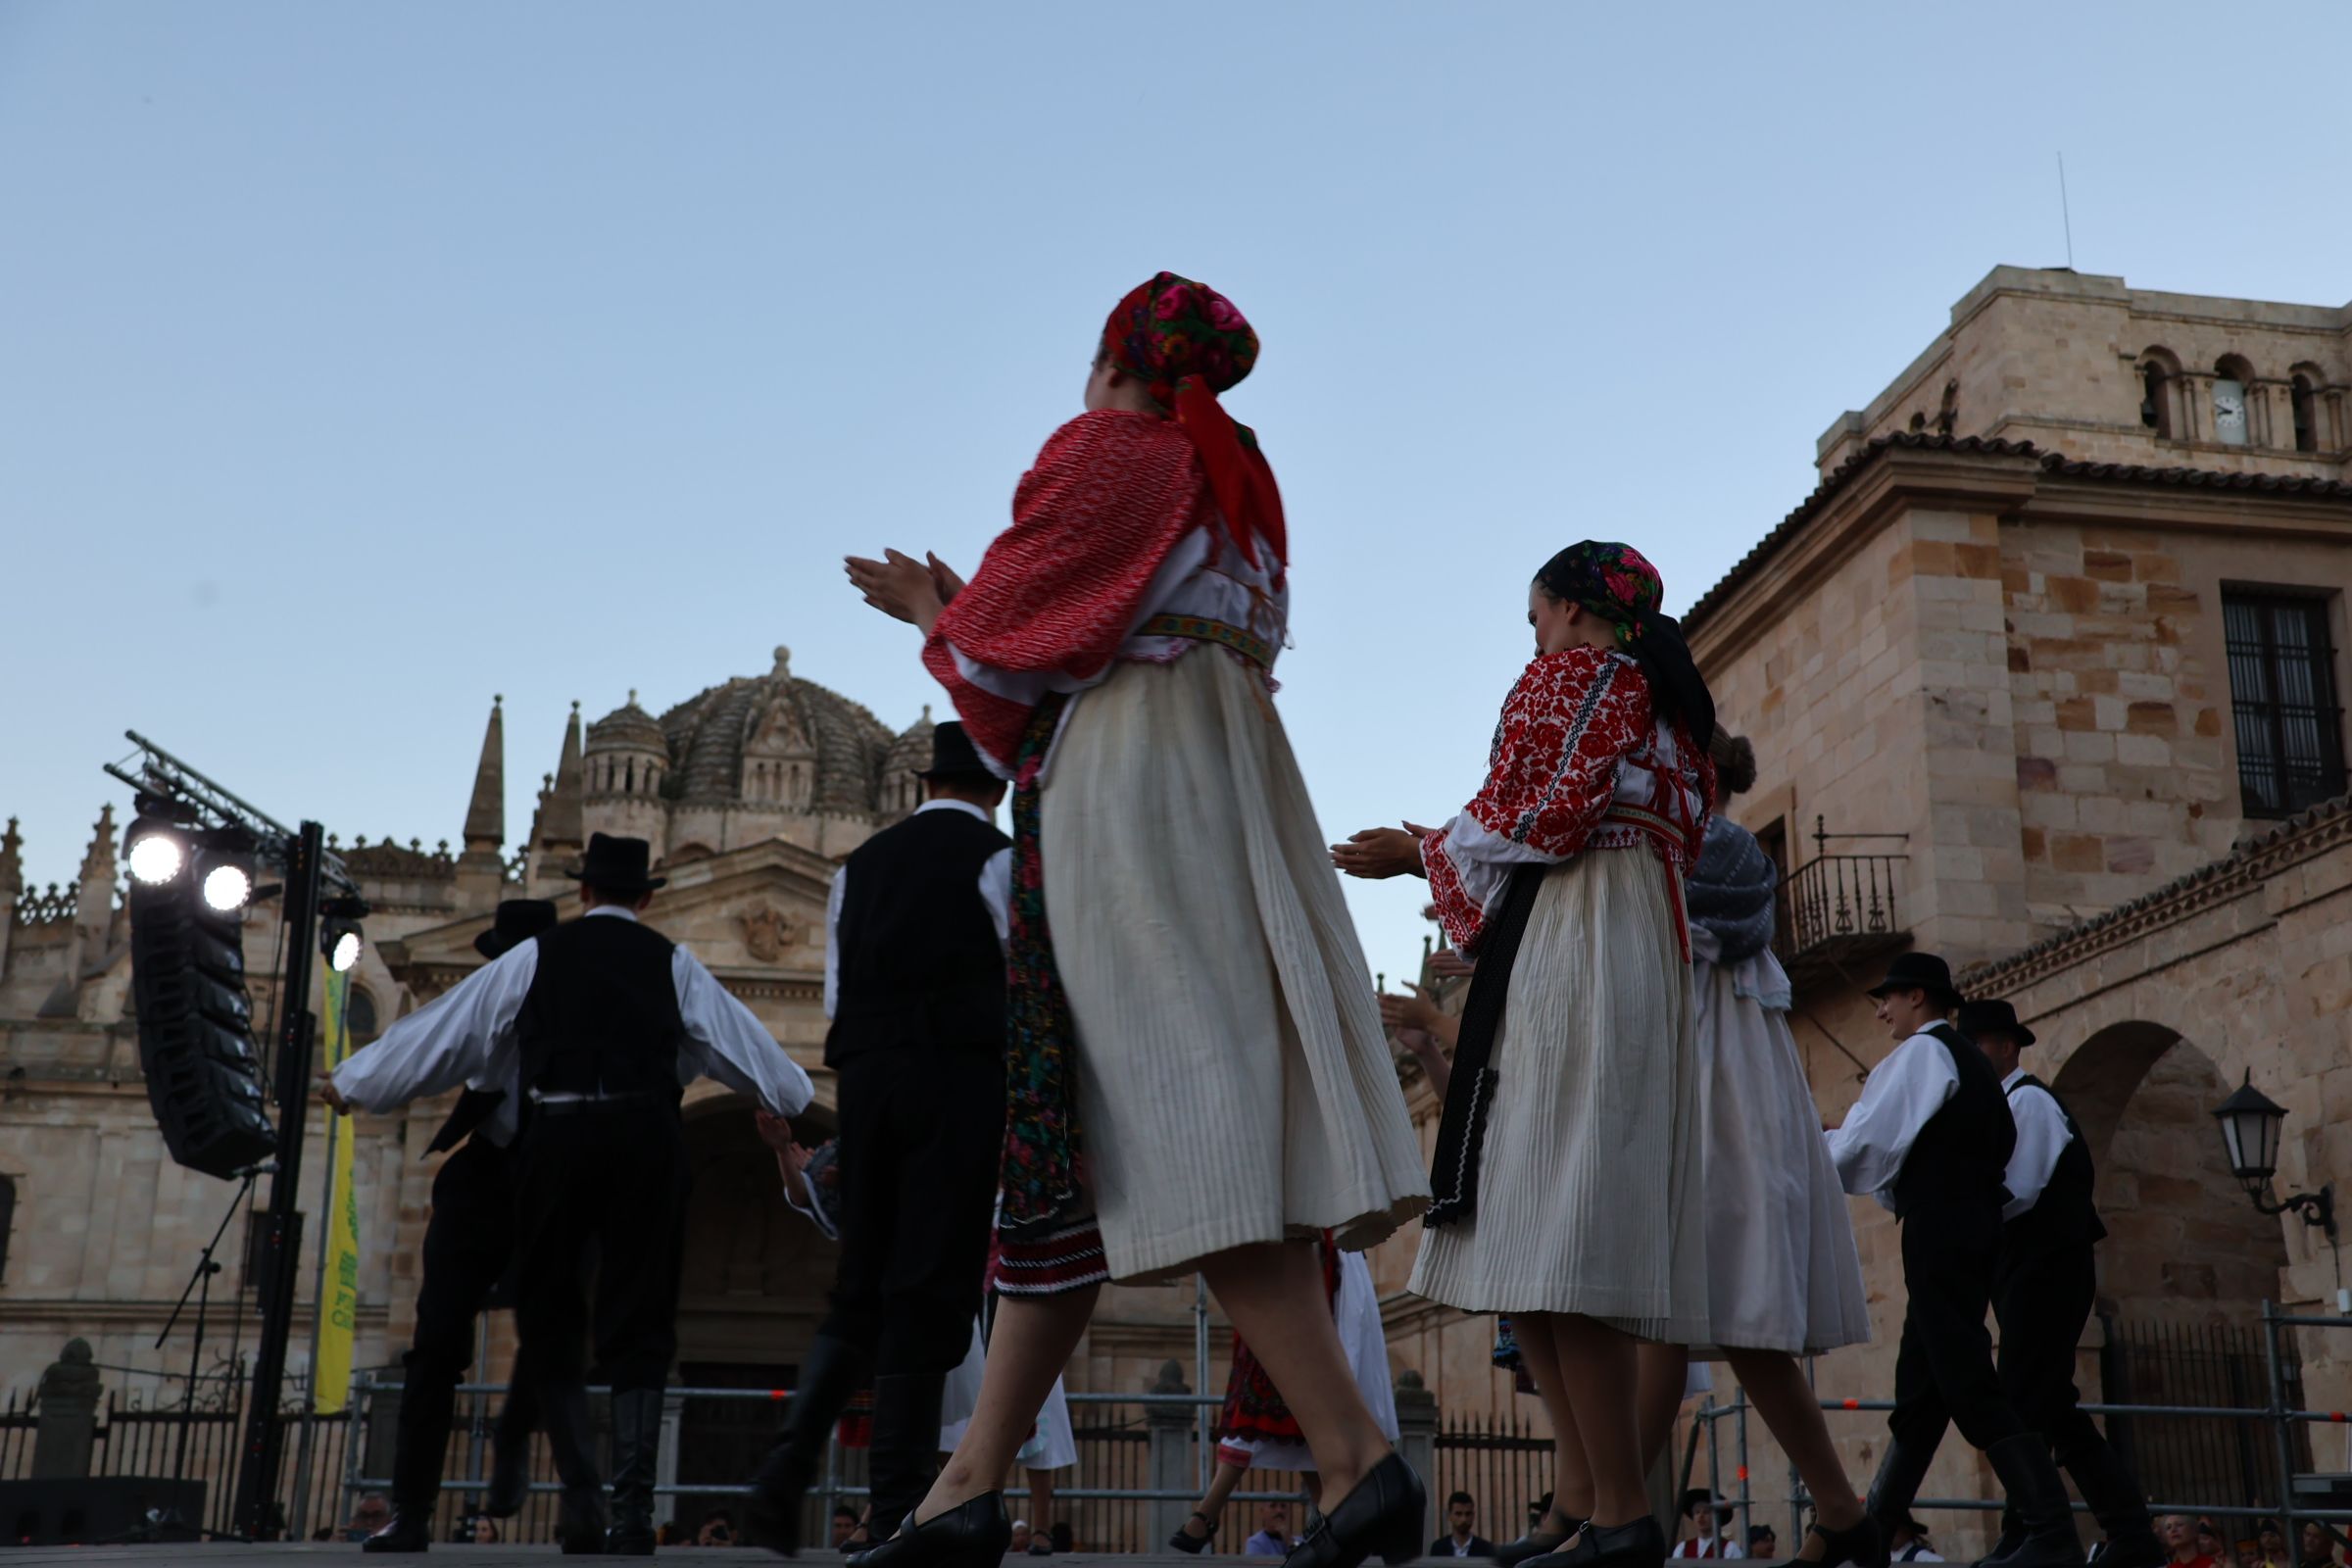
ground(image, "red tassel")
xmin=1174 ymin=377 xmax=1287 ymax=576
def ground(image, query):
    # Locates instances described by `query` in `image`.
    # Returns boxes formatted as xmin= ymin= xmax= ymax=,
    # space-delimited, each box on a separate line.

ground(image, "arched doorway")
xmin=671 ymin=1099 xmax=840 ymax=1533
xmin=2051 ymin=1024 xmax=2300 ymax=1508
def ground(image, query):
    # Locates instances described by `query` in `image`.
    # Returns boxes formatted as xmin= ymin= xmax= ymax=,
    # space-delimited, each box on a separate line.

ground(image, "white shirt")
xmin=333 ymin=905 xmax=813 ymax=1142
xmin=1999 ymin=1067 xmax=2076 ymax=1221
xmin=822 ymin=799 xmax=1013 ymax=1021
xmin=1826 ymin=1027 xmax=1960 ymax=1209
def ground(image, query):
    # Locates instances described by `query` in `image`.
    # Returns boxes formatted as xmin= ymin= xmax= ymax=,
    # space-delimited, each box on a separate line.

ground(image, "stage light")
xmin=202 ymin=862 xmax=254 ymax=912
xmin=128 ymin=829 xmax=186 ymax=886
xmin=326 ymin=929 xmax=363 ymax=973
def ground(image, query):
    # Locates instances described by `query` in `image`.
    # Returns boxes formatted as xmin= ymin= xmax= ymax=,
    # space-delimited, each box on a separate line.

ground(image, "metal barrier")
xmin=1685 ymin=1303 xmax=2352 ymax=1556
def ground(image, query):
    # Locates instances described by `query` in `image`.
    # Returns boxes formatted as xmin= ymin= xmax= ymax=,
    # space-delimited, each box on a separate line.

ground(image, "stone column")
xmin=1393 ymin=1369 xmax=1438 ymax=1549
xmin=30 ymin=1339 xmax=102 ymax=1479
xmin=1145 ymin=1359 xmax=1196 ymax=1546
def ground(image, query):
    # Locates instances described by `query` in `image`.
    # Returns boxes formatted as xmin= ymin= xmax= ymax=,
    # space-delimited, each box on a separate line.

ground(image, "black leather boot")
xmin=538 ymin=1379 xmax=608 ymax=1556
xmin=368 ymin=1355 xmax=457 ymax=1553
xmin=1866 ymin=1437 xmax=1937 ymax=1542
xmin=1977 ymin=1434 xmax=2086 ymax=1568
xmin=1281 ymin=1452 xmax=1426 ymax=1568
xmin=2059 ymin=1439 xmax=2162 ymax=1568
xmin=746 ymin=1335 xmax=875 ymax=1554
xmin=483 ymin=1385 xmax=535 ymax=1519
xmin=605 ymin=1388 xmax=664 ymax=1556
xmin=867 ymin=1372 xmax=950 ymax=1540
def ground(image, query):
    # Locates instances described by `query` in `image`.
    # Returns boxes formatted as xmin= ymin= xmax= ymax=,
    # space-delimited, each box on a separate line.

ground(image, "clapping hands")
xmin=1330 ymin=822 xmax=1436 ymax=880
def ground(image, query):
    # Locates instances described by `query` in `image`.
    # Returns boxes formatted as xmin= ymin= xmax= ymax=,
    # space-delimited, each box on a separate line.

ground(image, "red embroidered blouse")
xmin=1423 ymin=647 xmax=1713 ymax=953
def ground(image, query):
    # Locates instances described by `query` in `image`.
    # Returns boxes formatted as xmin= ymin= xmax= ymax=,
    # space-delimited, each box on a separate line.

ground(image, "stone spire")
xmin=464 ymin=695 xmax=506 ymax=855
xmin=0 ymin=817 xmax=22 ymax=981
xmin=526 ymin=704 xmax=586 ymax=896
xmin=456 ymin=696 xmax=509 ymax=907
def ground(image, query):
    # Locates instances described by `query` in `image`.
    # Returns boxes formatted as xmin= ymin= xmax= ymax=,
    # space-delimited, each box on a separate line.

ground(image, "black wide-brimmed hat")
xmin=474 ymin=898 xmax=560 ymax=960
xmin=1867 ymin=952 xmax=1962 ymax=1007
xmin=917 ymin=720 xmax=998 ymax=784
xmin=1956 ymin=998 xmax=2036 ymax=1050
xmin=568 ymin=832 xmax=666 ymax=894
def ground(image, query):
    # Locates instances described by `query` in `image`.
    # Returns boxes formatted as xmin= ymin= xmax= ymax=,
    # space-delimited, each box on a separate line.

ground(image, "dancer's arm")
xmin=1823 ymin=1032 xmax=1957 ymax=1199
xmin=322 ymin=943 xmax=534 ymax=1114
xmin=673 ymin=948 xmax=815 ymax=1116
xmin=2000 ymin=1082 xmax=2073 ymax=1221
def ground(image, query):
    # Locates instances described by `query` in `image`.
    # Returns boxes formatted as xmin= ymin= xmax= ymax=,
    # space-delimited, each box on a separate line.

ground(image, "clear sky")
xmin=5 ymin=2 xmax=2348 ymax=985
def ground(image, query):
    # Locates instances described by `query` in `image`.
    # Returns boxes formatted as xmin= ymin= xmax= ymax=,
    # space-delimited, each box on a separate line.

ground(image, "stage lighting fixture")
xmin=127 ymin=829 xmax=186 ymax=886
xmin=319 ymin=896 xmax=369 ymax=974
xmin=326 ymin=929 xmax=362 ymax=973
xmin=202 ymin=862 xmax=254 ymax=912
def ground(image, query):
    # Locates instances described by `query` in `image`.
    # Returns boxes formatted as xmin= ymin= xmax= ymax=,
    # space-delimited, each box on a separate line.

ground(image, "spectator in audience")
xmin=1011 ymin=1519 xmax=1034 ymax=1554
xmin=2257 ymin=1521 xmax=2290 ymax=1568
xmin=1748 ymin=1524 xmax=1778 ymax=1559
xmin=1890 ymin=1514 xmax=1942 ymax=1563
xmin=697 ymin=1507 xmax=738 ymax=1546
xmin=832 ymin=1505 xmax=863 ymax=1550
xmin=2201 ymin=1520 xmax=2230 ymax=1566
xmin=1246 ymin=1500 xmax=1298 ymax=1556
xmin=1672 ymin=1490 xmax=1744 ymax=1558
xmin=1429 ymin=1490 xmax=1495 ymax=1557
xmin=2300 ymin=1522 xmax=2340 ymax=1568
xmin=2165 ymin=1515 xmax=2217 ymax=1568
xmin=470 ymin=1514 xmax=502 ymax=1544
xmin=343 ymin=1492 xmax=392 ymax=1543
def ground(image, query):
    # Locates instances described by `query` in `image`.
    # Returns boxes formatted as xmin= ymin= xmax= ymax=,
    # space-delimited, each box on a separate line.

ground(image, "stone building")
xmin=1379 ymin=266 xmax=2352 ymax=1539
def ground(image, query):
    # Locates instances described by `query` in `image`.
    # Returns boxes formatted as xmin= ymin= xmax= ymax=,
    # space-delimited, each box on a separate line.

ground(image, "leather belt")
xmin=527 ymin=1088 xmax=667 ymax=1114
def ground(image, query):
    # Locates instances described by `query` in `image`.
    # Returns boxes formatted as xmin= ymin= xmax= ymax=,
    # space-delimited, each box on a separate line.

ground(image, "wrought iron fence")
xmin=1434 ymin=1410 xmax=1558 ymax=1547
xmin=2102 ymin=1318 xmax=2313 ymax=1516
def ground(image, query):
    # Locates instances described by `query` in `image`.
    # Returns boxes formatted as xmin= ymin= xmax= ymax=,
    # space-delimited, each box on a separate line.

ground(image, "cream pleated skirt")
xmin=1409 ymin=847 xmax=1708 ymax=1342
xmin=1040 ymin=650 xmax=1430 ymax=1284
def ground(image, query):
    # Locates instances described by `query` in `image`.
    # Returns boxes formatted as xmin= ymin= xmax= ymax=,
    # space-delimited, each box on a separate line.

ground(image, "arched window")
xmin=2292 ymin=372 xmax=2320 ymax=453
xmin=347 ymin=987 xmax=381 ymax=1046
xmin=2138 ymin=349 xmax=2180 ymax=438
xmin=2213 ymin=356 xmax=2256 ymax=446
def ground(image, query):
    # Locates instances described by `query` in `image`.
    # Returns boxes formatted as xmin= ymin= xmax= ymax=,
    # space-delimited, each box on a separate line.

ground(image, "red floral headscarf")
xmin=1102 ymin=272 xmax=1286 ymax=576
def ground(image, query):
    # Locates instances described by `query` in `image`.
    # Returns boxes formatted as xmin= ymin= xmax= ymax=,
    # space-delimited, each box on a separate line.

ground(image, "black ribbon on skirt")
xmin=1423 ymin=860 xmax=1547 ymax=1229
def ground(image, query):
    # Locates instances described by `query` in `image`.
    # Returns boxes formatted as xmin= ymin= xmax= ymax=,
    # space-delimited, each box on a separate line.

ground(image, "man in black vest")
xmin=1826 ymin=954 xmax=2083 ymax=1568
xmin=747 ymin=721 xmax=1011 ymax=1554
xmin=326 ymin=898 xmax=557 ymax=1553
xmin=1960 ymin=1001 xmax=2162 ymax=1568
xmin=327 ymin=833 xmax=813 ymax=1555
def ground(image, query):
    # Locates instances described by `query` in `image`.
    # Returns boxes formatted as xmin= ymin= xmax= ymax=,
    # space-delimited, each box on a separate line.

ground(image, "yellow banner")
xmin=313 ymin=963 xmax=363 ymax=1415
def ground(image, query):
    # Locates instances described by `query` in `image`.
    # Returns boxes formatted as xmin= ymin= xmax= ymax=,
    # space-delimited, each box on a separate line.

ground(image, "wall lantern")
xmin=2211 ymin=1070 xmax=2337 ymax=1241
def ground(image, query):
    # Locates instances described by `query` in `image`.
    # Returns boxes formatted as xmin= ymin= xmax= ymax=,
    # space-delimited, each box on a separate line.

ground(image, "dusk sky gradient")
xmin=5 ymin=1 xmax=2349 ymax=981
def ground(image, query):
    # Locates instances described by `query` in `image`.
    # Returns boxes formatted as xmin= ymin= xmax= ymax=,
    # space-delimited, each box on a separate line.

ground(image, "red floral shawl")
xmin=922 ymin=409 xmax=1274 ymax=768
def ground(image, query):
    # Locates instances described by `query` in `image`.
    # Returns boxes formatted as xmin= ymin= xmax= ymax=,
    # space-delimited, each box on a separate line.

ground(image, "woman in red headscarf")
xmin=842 ymin=274 xmax=1429 ymax=1568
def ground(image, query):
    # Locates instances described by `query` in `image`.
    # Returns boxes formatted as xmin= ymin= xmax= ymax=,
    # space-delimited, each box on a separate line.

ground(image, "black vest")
xmin=2002 ymin=1073 xmax=2107 ymax=1255
xmin=1889 ymin=1022 xmax=2016 ymax=1218
xmin=515 ymin=915 xmax=687 ymax=1101
xmin=825 ymin=807 xmax=1010 ymax=1068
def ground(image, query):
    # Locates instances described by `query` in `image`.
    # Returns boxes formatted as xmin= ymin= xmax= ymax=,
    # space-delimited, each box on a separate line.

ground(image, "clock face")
xmin=2214 ymin=378 xmax=2249 ymax=442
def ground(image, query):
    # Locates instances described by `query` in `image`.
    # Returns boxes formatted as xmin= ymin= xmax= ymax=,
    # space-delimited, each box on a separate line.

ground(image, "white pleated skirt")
xmin=1686 ymin=934 xmax=1871 ymax=1357
xmin=1409 ymin=847 xmax=1708 ymax=1343
xmin=1041 ymin=651 xmax=1431 ymax=1284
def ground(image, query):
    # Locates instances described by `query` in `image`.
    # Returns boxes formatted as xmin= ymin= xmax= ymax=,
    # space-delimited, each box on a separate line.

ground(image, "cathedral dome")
xmin=887 ymin=706 xmax=936 ymax=776
xmin=657 ymin=646 xmax=896 ymax=811
xmin=585 ymin=693 xmax=666 ymax=756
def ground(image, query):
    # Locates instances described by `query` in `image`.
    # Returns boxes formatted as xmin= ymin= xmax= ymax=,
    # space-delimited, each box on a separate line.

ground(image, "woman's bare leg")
xmin=909 ymin=1288 xmax=1098 ymax=1527
xmin=1516 ymin=1313 xmax=1593 ymax=1529
xmin=1026 ymin=1467 xmax=1055 ymax=1544
xmin=1721 ymin=1348 xmax=1862 ymax=1558
xmin=1549 ymin=1313 xmax=1649 ymax=1527
xmin=1199 ymin=1242 xmax=1391 ymax=1502
xmin=1177 ymin=1459 xmax=1248 ymax=1543
xmin=1637 ymin=1342 xmax=1692 ymax=1467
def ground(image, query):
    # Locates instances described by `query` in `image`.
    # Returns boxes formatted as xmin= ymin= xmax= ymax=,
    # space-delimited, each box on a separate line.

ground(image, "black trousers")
xmin=393 ymin=1135 xmax=537 ymax=1507
xmin=821 ymin=1050 xmax=1004 ymax=1376
xmin=1888 ymin=1199 xmax=2028 ymax=1454
xmin=1994 ymin=1242 xmax=2103 ymax=1460
xmin=514 ymin=1105 xmax=693 ymax=1396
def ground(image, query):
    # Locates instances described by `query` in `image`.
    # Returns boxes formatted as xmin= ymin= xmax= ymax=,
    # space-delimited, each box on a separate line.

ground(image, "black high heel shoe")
xmin=846 ymin=1493 xmax=1011 ymax=1568
xmin=1803 ymin=1513 xmax=1887 ymax=1568
xmin=1521 ymin=1516 xmax=1669 ymax=1568
xmin=1282 ymin=1453 xmax=1425 ymax=1568
xmin=1498 ymin=1512 xmax=1588 ymax=1568
xmin=1170 ymin=1512 xmax=1220 ymax=1554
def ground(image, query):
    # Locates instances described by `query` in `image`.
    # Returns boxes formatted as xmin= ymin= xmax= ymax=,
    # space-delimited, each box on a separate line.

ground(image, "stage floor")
xmin=8 ymin=1550 xmax=1237 ymax=1565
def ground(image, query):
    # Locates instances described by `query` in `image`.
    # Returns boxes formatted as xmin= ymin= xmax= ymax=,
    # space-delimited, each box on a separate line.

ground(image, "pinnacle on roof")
xmin=463 ymin=695 xmax=506 ymax=854
xmin=539 ymin=702 xmax=585 ymax=849
xmin=586 ymin=687 xmax=667 ymax=755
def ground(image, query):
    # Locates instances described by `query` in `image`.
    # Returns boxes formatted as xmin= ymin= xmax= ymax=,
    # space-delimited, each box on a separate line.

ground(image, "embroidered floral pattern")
xmin=1216 ymin=1234 xmax=1339 ymax=1442
xmin=1537 ymin=540 xmax=1665 ymax=648
xmin=998 ymin=691 xmax=1085 ymax=1235
xmin=1104 ymin=271 xmax=1259 ymax=411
